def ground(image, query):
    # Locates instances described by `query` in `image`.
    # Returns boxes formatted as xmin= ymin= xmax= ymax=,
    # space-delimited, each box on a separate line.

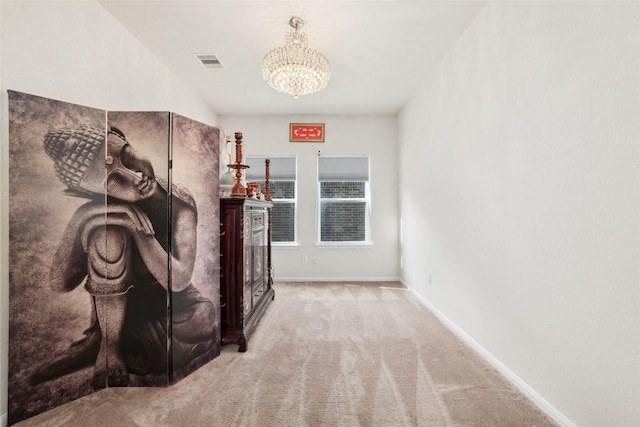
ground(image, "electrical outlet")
xmin=427 ymin=272 xmax=432 ymax=285
xmin=302 ymin=256 xmax=308 ymax=264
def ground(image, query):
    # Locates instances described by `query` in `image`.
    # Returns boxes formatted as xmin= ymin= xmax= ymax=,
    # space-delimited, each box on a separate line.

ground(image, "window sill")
xmin=316 ymin=242 xmax=373 ymax=249
xmin=273 ymin=242 xmax=300 ymax=249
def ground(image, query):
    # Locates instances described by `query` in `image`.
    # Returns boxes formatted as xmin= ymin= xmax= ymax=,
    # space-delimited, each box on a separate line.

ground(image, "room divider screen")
xmin=7 ymin=91 xmax=221 ymax=425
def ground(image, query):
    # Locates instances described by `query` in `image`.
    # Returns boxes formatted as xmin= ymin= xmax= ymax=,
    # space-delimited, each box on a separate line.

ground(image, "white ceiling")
xmin=99 ymin=1 xmax=487 ymax=116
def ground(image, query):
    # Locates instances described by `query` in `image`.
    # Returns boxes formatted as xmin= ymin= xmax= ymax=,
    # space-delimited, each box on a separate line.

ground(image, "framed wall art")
xmin=289 ymin=123 xmax=325 ymax=142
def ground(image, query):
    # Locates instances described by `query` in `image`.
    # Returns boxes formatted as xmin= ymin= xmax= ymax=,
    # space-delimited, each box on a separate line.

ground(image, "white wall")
xmin=219 ymin=115 xmax=399 ymax=281
xmin=399 ymin=2 xmax=639 ymax=426
xmin=0 ymin=1 xmax=218 ymax=423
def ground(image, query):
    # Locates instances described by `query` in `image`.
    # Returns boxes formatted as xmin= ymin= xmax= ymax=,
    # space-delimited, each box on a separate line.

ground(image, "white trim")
xmin=272 ymin=242 xmax=300 ymax=249
xmin=315 ymin=242 xmax=373 ymax=249
xmin=399 ymin=279 xmax=576 ymax=427
xmin=275 ymin=276 xmax=401 ymax=282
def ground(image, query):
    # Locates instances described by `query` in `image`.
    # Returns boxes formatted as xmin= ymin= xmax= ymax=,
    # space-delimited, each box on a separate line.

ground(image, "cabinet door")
xmin=251 ymin=210 xmax=267 ymax=299
xmin=243 ymin=214 xmax=253 ymax=316
xmin=252 ymin=229 xmax=265 ymax=300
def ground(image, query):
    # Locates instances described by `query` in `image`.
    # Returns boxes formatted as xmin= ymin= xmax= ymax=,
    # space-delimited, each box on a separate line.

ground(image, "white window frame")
xmin=317 ymin=155 xmax=371 ymax=246
xmin=245 ymin=156 xmax=297 ymax=246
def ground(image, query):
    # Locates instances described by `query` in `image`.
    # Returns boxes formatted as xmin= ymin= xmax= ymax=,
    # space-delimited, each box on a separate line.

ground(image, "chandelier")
xmin=262 ymin=17 xmax=331 ymax=99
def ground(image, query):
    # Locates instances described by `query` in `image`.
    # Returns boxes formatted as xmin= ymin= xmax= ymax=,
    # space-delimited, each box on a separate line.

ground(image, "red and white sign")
xmin=290 ymin=123 xmax=325 ymax=142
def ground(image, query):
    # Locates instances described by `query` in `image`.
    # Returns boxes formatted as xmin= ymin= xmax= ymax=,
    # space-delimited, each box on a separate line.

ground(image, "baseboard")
xmin=1 ymin=411 xmax=7 ymax=427
xmin=274 ymin=276 xmax=401 ymax=283
xmin=400 ymin=279 xmax=576 ymax=427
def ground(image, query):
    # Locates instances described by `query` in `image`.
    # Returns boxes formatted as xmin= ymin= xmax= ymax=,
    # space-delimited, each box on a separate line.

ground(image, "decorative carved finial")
xmin=234 ymin=132 xmax=243 ymax=164
xmin=264 ymin=159 xmax=272 ymax=202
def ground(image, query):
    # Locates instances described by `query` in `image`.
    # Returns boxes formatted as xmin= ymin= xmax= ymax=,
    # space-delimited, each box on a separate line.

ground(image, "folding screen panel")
xmin=169 ymin=113 xmax=221 ymax=383
xmin=8 ymin=92 xmax=220 ymax=425
xmin=8 ymin=91 xmax=108 ymax=424
xmin=104 ymin=111 xmax=172 ymax=387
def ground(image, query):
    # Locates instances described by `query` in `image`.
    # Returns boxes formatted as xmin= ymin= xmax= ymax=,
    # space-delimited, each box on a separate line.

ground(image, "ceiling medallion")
xmin=262 ymin=17 xmax=331 ymax=99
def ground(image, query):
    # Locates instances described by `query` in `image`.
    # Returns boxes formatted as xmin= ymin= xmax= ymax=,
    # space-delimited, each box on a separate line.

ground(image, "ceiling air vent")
xmin=194 ymin=54 xmax=223 ymax=69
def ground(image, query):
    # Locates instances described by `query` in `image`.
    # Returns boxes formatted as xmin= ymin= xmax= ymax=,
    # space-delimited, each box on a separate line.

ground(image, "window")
xmin=245 ymin=156 xmax=297 ymax=244
xmin=318 ymin=156 xmax=370 ymax=244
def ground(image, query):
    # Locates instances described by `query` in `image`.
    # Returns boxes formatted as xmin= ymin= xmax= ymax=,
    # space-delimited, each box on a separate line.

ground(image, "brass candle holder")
xmin=228 ymin=132 xmax=248 ymax=197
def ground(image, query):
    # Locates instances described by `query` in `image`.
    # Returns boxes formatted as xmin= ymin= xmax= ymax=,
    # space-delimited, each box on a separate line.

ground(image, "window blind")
xmin=318 ymin=156 xmax=369 ymax=182
xmin=245 ymin=156 xmax=296 ymax=181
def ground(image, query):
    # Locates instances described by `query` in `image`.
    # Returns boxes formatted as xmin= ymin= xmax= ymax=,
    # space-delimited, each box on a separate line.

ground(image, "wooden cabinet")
xmin=220 ymin=197 xmax=274 ymax=351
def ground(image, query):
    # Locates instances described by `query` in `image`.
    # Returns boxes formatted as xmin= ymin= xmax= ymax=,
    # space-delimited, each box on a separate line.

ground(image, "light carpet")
xmin=15 ymin=281 xmax=557 ymax=426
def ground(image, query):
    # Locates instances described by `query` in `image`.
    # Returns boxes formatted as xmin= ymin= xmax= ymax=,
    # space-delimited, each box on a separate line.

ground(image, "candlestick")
xmin=229 ymin=132 xmax=248 ymax=197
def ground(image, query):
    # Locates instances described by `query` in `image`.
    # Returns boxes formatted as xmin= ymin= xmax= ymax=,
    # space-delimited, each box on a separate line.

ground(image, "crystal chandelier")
xmin=262 ymin=17 xmax=331 ymax=99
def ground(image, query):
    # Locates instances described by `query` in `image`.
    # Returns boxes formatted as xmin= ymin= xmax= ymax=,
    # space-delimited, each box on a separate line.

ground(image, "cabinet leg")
xmin=238 ymin=335 xmax=247 ymax=352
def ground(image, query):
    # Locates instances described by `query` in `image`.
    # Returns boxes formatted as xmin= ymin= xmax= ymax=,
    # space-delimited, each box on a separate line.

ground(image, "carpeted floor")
xmin=14 ymin=281 xmax=557 ymax=426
